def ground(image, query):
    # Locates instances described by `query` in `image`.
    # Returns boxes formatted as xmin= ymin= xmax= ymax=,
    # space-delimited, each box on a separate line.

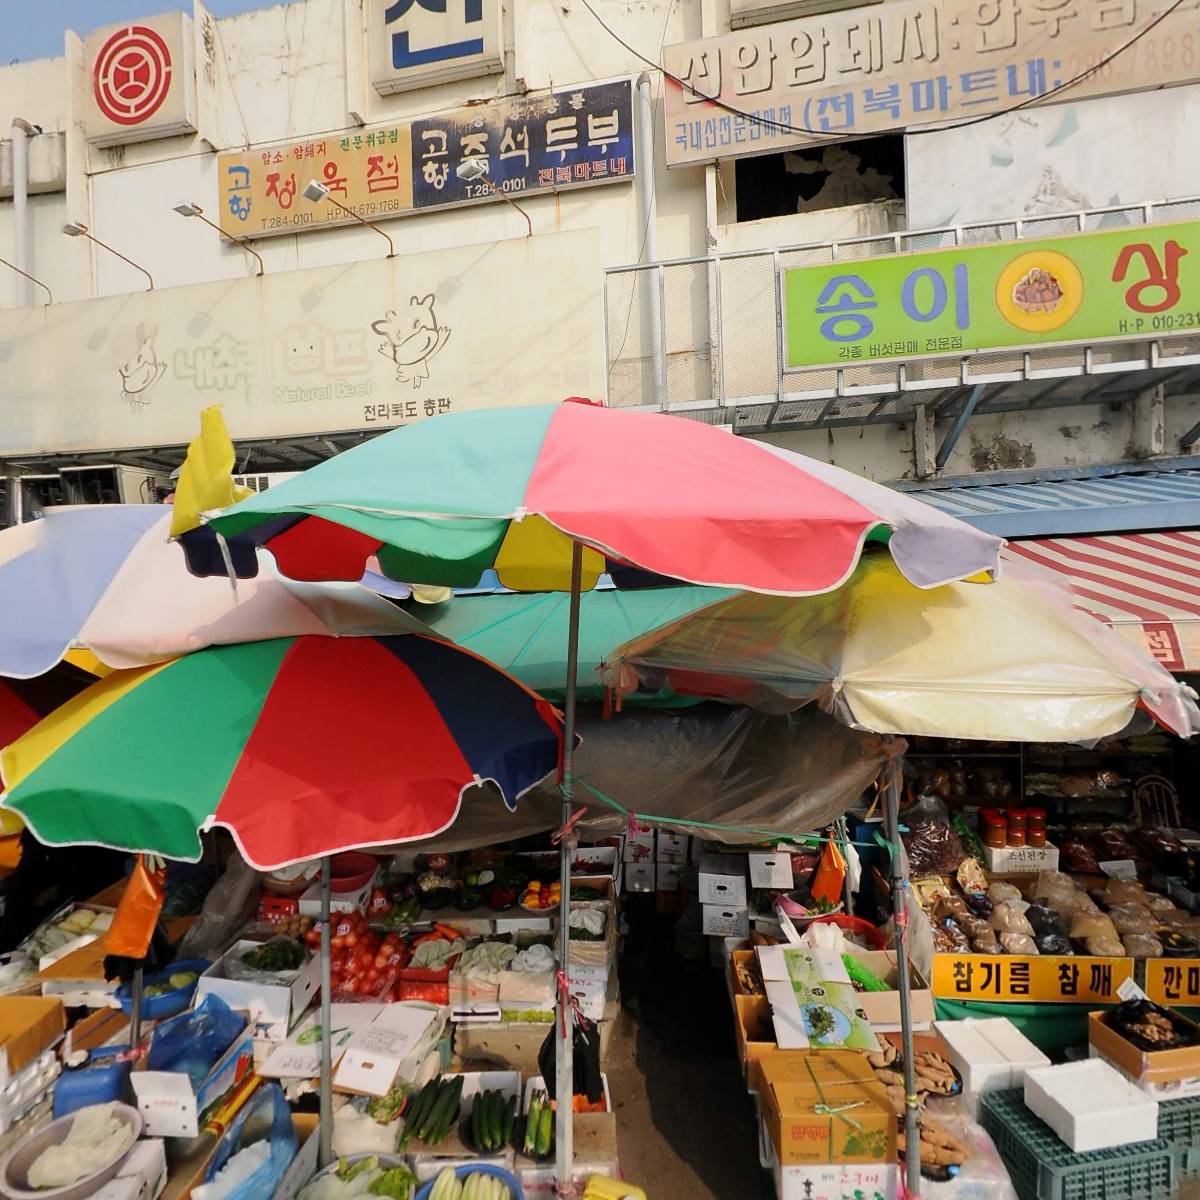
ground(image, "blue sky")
xmin=7 ymin=1 xmax=295 ymax=62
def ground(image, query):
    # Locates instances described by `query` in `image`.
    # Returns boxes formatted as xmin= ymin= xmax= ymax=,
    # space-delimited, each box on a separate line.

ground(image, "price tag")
xmin=932 ymin=954 xmax=1134 ymax=1004
xmin=1144 ymin=958 xmax=1200 ymax=1006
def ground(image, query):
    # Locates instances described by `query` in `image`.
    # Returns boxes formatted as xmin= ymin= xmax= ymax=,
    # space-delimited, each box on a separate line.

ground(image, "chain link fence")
xmin=604 ymin=198 xmax=1200 ymax=428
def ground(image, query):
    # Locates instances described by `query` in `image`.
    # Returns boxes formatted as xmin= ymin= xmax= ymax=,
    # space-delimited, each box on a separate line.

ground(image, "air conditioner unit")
xmin=232 ymin=471 xmax=302 ymax=493
xmin=13 ymin=466 xmax=171 ymax=523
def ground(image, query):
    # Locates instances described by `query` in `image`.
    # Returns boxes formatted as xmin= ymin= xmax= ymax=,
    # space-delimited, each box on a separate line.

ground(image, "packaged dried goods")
xmin=1085 ymin=935 xmax=1126 ymax=957
xmin=1069 ymin=912 xmax=1118 ymax=941
xmin=999 ymin=932 xmax=1038 ymax=955
xmin=1121 ymin=933 xmax=1164 ymax=958
xmin=1060 ymin=838 xmax=1102 ymax=875
xmin=971 ymin=933 xmax=1000 ymax=954
xmin=932 ymin=896 xmax=970 ymax=923
xmin=958 ymin=915 xmax=992 ymax=940
xmin=987 ymin=882 xmax=1023 ymax=904
xmin=1024 ymin=904 xmax=1068 ymax=939
xmin=1107 ymin=904 xmax=1157 ymax=935
xmin=1106 ymin=999 xmax=1199 ymax=1052
xmin=932 ymin=921 xmax=970 ymax=953
xmin=988 ymin=902 xmax=1034 ymax=935
xmin=1035 ymin=934 xmax=1072 ymax=956
xmin=1102 ymin=878 xmax=1148 ymax=906
xmin=1146 ymin=893 xmax=1180 ymax=915
xmin=901 ymin=796 xmax=967 ymax=877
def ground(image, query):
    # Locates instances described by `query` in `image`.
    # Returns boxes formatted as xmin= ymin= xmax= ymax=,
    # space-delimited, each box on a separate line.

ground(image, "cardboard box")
xmin=749 ymin=852 xmax=794 ymax=890
xmin=702 ymin=904 xmax=750 ymax=939
xmin=844 ymin=950 xmax=935 ymax=1032
xmin=934 ymin=1016 xmax=1049 ymax=1116
xmin=91 ymin=1138 xmax=167 ymax=1200
xmin=753 ymin=1050 xmax=897 ymax=1166
xmin=0 ymin=996 xmax=63 ymax=1088
xmin=698 ymin=853 xmax=748 ymax=906
xmin=1088 ymin=1009 xmax=1200 ymax=1100
xmin=195 ymin=940 xmax=321 ymax=1041
xmin=773 ymin=1159 xmax=897 ymax=1200
xmin=132 ymin=1024 xmax=255 ymax=1138
xmin=730 ymin=950 xmax=758 ymax=996
xmin=37 ymin=937 xmax=120 ymax=1009
xmin=335 ymin=1003 xmax=442 ymax=1096
xmin=622 ymin=829 xmax=655 ymax=864
xmin=567 ymin=963 xmax=609 ymax=1022
xmin=734 ymin=993 xmax=778 ymax=1076
xmin=655 ymin=862 xmax=682 ymax=892
xmin=407 ymin=1069 xmax=521 ymax=1167
xmin=624 ymin=863 xmax=655 ymax=893
xmin=517 ymin=1113 xmax=617 ymax=1199
xmin=1023 ymin=1059 xmax=1159 ymax=1152
xmin=655 ymin=831 xmax=689 ymax=864
xmin=982 ymin=842 xmax=1060 ymax=874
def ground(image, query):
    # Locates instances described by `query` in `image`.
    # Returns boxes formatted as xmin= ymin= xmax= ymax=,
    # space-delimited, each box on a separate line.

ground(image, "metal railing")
xmin=604 ymin=197 xmax=1200 ymax=431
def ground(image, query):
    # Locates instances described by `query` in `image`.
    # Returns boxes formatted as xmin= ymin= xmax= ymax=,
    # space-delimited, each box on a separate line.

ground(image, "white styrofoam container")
xmin=623 ymin=863 xmax=654 ymax=893
xmin=935 ymin=1016 xmax=1049 ymax=1117
xmin=701 ymin=904 xmax=750 ymax=938
xmin=655 ymin=863 xmax=682 ymax=892
xmin=621 ymin=829 xmax=655 ymax=864
xmin=697 ymin=853 xmax=748 ymax=906
xmin=1023 ymin=1059 xmax=1158 ymax=1152
xmin=655 ymin=831 xmax=689 ymax=864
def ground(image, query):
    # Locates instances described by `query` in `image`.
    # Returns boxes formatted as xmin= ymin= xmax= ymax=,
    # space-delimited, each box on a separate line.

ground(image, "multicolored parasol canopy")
xmin=195 ymin=401 xmax=1003 ymax=595
xmin=0 ymin=634 xmax=565 ymax=870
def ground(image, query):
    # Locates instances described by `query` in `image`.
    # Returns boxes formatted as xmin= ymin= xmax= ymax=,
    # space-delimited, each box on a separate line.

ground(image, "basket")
xmin=807 ymin=914 xmax=888 ymax=950
xmin=414 ymin=1163 xmax=524 ymax=1200
xmin=1158 ymin=1094 xmax=1200 ymax=1175
xmin=979 ymin=1089 xmax=1177 ymax=1200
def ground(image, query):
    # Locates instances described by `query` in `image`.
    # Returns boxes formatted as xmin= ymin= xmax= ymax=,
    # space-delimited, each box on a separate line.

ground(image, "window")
xmin=734 ymin=135 xmax=904 ymax=223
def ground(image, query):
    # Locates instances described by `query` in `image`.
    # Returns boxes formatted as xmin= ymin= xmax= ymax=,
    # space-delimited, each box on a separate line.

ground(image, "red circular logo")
xmin=93 ymin=25 xmax=173 ymax=126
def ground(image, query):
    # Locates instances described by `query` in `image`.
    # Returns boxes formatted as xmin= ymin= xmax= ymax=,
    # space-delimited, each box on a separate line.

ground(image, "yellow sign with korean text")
xmin=664 ymin=0 xmax=1200 ymax=165
xmin=932 ymin=954 xmax=1134 ymax=1005
xmin=1144 ymin=958 xmax=1200 ymax=1006
xmin=217 ymin=124 xmax=413 ymax=241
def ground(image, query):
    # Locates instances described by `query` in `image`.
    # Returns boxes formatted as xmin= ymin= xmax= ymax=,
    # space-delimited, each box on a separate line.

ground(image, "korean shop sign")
xmin=663 ymin=0 xmax=1199 ymax=166
xmin=367 ymin=0 xmax=503 ymax=95
xmin=216 ymin=80 xmax=634 ymax=241
xmin=1144 ymin=958 xmax=1200 ymax=1006
xmin=783 ymin=221 xmax=1200 ymax=370
xmin=932 ymin=954 xmax=1133 ymax=1005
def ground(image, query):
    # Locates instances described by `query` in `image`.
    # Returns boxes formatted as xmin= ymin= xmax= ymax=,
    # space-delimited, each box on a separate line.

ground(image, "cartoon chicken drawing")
xmin=118 ymin=323 xmax=167 ymax=411
xmin=371 ymin=294 xmax=451 ymax=389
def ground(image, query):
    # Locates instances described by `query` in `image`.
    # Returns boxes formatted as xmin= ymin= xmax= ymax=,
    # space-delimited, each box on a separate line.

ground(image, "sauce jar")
xmin=1026 ymin=808 xmax=1047 ymax=847
xmin=983 ymin=814 xmax=1008 ymax=848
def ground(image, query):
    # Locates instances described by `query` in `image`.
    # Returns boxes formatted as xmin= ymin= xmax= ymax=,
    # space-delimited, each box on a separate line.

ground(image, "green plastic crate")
xmin=979 ymin=1089 xmax=1177 ymax=1200
xmin=1159 ymin=1094 xmax=1200 ymax=1175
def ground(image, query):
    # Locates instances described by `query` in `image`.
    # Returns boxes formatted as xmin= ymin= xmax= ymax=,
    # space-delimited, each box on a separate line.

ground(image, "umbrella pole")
xmin=319 ymin=856 xmax=333 ymax=1168
xmin=129 ymin=967 xmax=144 ymax=1053
xmin=555 ymin=544 xmax=584 ymax=1190
xmin=884 ymin=740 xmax=921 ymax=1198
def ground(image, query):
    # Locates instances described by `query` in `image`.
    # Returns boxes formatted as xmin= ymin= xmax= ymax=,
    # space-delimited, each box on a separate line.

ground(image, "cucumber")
xmin=430 ymin=1074 xmax=464 ymax=1144
xmin=503 ymin=1094 xmax=516 ymax=1147
xmin=401 ymin=1077 xmax=437 ymax=1148
xmin=418 ymin=1078 xmax=450 ymax=1142
xmin=471 ymin=1092 xmax=483 ymax=1151
xmin=536 ymin=1100 xmax=553 ymax=1157
xmin=523 ymin=1095 xmax=540 ymax=1155
xmin=488 ymin=1091 xmax=504 ymax=1151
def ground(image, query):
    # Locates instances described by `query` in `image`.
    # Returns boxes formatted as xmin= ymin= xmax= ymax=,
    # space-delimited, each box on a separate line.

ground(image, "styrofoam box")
xmin=702 ymin=904 xmax=750 ymax=938
xmin=698 ymin=853 xmax=748 ymax=906
xmin=656 ymin=832 xmax=689 ymax=864
xmin=1023 ymin=1059 xmax=1159 ymax=1152
xmin=622 ymin=829 xmax=655 ymax=864
xmin=748 ymin=852 xmax=794 ymax=890
xmin=656 ymin=863 xmax=682 ymax=892
xmin=935 ymin=1016 xmax=1050 ymax=1117
xmin=624 ymin=863 xmax=655 ymax=893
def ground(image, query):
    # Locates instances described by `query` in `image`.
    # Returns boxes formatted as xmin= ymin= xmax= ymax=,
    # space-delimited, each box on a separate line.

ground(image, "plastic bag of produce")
xmin=1035 ymin=934 xmax=1072 ymax=956
xmin=1069 ymin=913 xmax=1119 ymax=941
xmin=958 ymin=915 xmax=992 ymax=940
xmin=1108 ymin=904 xmax=1157 ymax=935
xmin=900 ymin=795 xmax=967 ymax=877
xmin=987 ymin=882 xmax=1023 ymax=904
xmin=931 ymin=921 xmax=970 ymax=953
xmin=1060 ymin=838 xmax=1102 ymax=875
xmin=226 ymin=937 xmax=309 ymax=985
xmin=999 ymin=932 xmax=1038 ymax=955
xmin=971 ymin=933 xmax=1000 ymax=954
xmin=195 ymin=1082 xmax=297 ymax=1200
xmin=1086 ymin=935 xmax=1127 ymax=957
xmin=146 ymin=993 xmax=244 ymax=1088
xmin=988 ymin=902 xmax=1034 ymax=936
xmin=179 ymin=853 xmax=259 ymax=960
xmin=1122 ymin=933 xmax=1164 ymax=958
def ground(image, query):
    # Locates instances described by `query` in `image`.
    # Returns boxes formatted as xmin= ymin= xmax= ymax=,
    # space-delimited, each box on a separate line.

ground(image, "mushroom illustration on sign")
xmin=118 ymin=322 xmax=167 ymax=410
xmin=371 ymin=295 xmax=451 ymax=389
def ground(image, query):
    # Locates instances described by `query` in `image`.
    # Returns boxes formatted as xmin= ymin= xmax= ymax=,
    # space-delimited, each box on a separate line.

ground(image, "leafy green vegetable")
xmin=368 ymin=1166 xmax=415 ymax=1197
xmin=337 ymin=1155 xmax=378 ymax=1182
xmin=367 ymin=1083 xmax=411 ymax=1124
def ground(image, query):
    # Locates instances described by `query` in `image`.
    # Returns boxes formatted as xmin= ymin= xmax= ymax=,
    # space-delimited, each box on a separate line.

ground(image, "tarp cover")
xmin=390 ymin=702 xmax=890 ymax=851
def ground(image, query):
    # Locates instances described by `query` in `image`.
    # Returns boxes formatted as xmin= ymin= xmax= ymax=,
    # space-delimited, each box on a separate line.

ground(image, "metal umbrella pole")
xmin=883 ymin=740 xmax=921 ymax=1198
xmin=555 ymin=544 xmax=584 ymax=1189
xmin=319 ymin=856 xmax=333 ymax=1167
xmin=128 ymin=967 xmax=144 ymax=1053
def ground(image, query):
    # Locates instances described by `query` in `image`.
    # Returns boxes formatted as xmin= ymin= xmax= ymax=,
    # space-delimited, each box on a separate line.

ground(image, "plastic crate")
xmin=979 ymin=1089 xmax=1177 ymax=1200
xmin=1159 ymin=1094 xmax=1200 ymax=1175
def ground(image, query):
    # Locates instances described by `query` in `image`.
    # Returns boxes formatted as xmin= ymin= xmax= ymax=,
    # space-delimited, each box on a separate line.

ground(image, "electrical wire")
xmin=579 ymin=0 xmax=1188 ymax=143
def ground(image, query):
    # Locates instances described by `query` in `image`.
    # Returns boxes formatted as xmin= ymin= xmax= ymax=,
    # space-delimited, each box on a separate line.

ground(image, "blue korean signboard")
xmin=410 ymin=79 xmax=634 ymax=212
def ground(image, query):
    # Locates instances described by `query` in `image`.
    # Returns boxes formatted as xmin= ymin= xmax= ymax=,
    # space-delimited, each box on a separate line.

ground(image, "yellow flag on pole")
xmin=169 ymin=406 xmax=253 ymax=538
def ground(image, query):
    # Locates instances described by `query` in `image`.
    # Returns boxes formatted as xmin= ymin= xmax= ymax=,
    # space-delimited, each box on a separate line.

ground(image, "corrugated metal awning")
xmin=911 ymin=469 xmax=1200 ymax=537
xmin=1006 ymin=532 xmax=1200 ymax=671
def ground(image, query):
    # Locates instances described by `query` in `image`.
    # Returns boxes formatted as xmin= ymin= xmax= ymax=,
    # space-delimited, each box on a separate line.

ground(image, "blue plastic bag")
xmin=198 ymin=1082 xmax=298 ymax=1200
xmin=146 ymin=992 xmax=244 ymax=1088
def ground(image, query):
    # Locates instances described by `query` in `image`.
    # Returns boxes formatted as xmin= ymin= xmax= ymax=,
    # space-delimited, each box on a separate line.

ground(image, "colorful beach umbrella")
xmin=605 ymin=551 xmax=1200 ymax=741
xmin=195 ymin=400 xmax=1003 ymax=594
xmin=0 ymin=505 xmax=427 ymax=678
xmin=0 ymin=633 xmax=565 ymax=870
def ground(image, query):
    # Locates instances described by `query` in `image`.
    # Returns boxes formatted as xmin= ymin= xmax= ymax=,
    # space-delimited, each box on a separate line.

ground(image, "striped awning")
xmin=1007 ymin=531 xmax=1200 ymax=672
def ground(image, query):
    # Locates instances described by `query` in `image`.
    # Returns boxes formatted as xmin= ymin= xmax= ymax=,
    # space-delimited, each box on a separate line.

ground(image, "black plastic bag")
xmin=538 ymin=1016 xmax=603 ymax=1105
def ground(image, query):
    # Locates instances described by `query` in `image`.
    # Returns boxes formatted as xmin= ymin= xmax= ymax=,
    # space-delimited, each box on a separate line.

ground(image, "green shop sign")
xmin=783 ymin=221 xmax=1200 ymax=371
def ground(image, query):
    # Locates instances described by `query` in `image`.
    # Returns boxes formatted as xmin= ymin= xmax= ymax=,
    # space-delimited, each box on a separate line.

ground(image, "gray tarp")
xmin=391 ymin=703 xmax=890 ymax=852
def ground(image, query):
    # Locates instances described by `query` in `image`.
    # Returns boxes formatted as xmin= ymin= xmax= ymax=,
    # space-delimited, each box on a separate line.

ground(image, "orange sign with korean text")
xmin=1144 ymin=959 xmax=1200 ymax=1006
xmin=932 ymin=954 xmax=1133 ymax=1005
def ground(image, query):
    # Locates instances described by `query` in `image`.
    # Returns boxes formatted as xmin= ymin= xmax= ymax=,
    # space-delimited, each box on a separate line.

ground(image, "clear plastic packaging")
xmin=932 ymin=922 xmax=970 ymax=953
xmin=987 ymin=882 xmax=1023 ymax=904
xmin=972 ymin=933 xmax=1001 ymax=954
xmin=1069 ymin=913 xmax=1118 ymax=941
xmin=958 ymin=915 xmax=993 ymax=941
xmin=999 ymin=932 xmax=1038 ymax=955
xmin=988 ymin=902 xmax=1034 ymax=936
xmin=901 ymin=795 xmax=968 ymax=877
xmin=1102 ymin=879 xmax=1148 ymax=907
xmin=1107 ymin=904 xmax=1157 ymax=936
xmin=1024 ymin=904 xmax=1068 ymax=940
xmin=1086 ymin=935 xmax=1126 ymax=957
xmin=1146 ymin=894 xmax=1180 ymax=916
xmin=1122 ymin=933 xmax=1164 ymax=958
xmin=1036 ymin=933 xmax=1072 ymax=956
